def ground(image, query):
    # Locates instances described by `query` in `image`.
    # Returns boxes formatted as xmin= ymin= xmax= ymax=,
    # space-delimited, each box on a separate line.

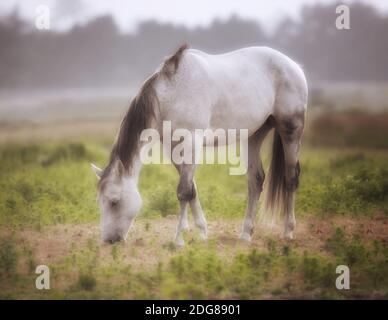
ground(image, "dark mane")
xmin=161 ymin=43 xmax=188 ymax=78
xmin=109 ymin=73 xmax=158 ymax=173
xmin=101 ymin=44 xmax=188 ymax=181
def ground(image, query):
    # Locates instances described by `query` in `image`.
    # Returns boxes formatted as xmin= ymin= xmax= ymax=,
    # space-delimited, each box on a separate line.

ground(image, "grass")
xmin=297 ymin=150 xmax=388 ymax=216
xmin=0 ymin=235 xmax=18 ymax=277
xmin=2 ymin=140 xmax=387 ymax=230
xmin=1 ymin=224 xmax=386 ymax=299
xmin=0 ymin=140 xmax=387 ymax=299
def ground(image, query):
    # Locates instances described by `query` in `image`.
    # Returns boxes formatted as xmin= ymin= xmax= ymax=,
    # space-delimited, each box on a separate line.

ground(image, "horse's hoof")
xmin=283 ymin=231 xmax=294 ymax=240
xmin=174 ymin=237 xmax=185 ymax=247
xmin=239 ymin=232 xmax=252 ymax=242
xmin=199 ymin=229 xmax=208 ymax=241
xmin=181 ymin=223 xmax=189 ymax=231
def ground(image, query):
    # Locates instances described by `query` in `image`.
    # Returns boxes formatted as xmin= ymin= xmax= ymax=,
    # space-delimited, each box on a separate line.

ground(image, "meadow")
xmin=0 ymin=91 xmax=387 ymax=299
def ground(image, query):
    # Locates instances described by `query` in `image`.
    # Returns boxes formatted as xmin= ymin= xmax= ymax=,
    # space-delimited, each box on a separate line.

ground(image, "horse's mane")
xmin=111 ymin=73 xmax=159 ymax=171
xmin=100 ymin=44 xmax=188 ymax=181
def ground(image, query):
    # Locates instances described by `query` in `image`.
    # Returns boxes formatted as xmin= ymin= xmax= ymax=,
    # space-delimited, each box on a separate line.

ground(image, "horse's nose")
xmin=104 ymin=234 xmax=123 ymax=245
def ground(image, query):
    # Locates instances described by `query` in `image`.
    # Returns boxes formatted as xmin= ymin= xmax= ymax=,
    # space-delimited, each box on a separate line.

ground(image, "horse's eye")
xmin=110 ymin=200 xmax=119 ymax=208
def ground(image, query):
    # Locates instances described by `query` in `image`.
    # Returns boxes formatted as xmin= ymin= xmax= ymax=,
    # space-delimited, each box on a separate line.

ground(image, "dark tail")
xmin=261 ymin=129 xmax=288 ymax=224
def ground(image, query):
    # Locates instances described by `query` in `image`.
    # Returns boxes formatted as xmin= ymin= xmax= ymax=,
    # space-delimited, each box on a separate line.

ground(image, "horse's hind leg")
xmin=240 ymin=121 xmax=272 ymax=242
xmin=277 ymin=113 xmax=304 ymax=239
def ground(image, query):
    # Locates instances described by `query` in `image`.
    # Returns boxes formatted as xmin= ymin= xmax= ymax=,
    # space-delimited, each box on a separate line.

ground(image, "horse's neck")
xmin=127 ymin=113 xmax=161 ymax=183
xmin=129 ymin=155 xmax=142 ymax=184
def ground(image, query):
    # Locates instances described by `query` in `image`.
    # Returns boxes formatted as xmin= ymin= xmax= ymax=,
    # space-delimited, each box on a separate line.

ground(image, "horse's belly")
xmin=209 ymin=107 xmax=269 ymax=137
xmin=208 ymin=86 xmax=273 ymax=141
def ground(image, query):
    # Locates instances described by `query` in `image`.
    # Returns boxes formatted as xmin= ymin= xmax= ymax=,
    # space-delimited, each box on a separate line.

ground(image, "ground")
xmin=0 ymin=132 xmax=387 ymax=299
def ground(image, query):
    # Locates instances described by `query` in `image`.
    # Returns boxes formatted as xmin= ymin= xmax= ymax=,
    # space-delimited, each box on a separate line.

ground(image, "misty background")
xmin=0 ymin=0 xmax=388 ymax=145
xmin=1 ymin=0 xmax=388 ymax=88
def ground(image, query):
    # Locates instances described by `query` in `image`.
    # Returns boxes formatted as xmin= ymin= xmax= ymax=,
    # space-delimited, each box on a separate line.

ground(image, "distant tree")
xmin=0 ymin=2 xmax=387 ymax=88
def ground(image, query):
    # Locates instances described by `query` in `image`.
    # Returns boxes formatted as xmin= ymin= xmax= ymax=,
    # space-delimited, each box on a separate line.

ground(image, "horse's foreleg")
xmin=175 ymin=163 xmax=196 ymax=246
xmin=240 ymin=123 xmax=271 ymax=242
xmin=189 ymin=181 xmax=207 ymax=240
xmin=173 ymin=154 xmax=207 ymax=244
xmin=175 ymin=200 xmax=189 ymax=246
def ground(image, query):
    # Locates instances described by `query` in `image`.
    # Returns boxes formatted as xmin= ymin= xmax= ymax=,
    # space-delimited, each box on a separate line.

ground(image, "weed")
xmin=0 ymin=237 xmax=18 ymax=277
xmin=77 ymin=274 xmax=97 ymax=291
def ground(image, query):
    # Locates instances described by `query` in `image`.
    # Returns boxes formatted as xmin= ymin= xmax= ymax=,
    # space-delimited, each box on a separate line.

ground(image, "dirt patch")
xmin=3 ymin=214 xmax=387 ymax=275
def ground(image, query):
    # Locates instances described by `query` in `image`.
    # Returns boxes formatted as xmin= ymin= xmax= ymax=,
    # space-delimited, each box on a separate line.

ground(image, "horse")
xmin=91 ymin=44 xmax=308 ymax=245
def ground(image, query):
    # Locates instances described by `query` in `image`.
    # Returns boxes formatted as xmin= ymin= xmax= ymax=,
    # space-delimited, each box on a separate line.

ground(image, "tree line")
xmin=0 ymin=1 xmax=387 ymax=88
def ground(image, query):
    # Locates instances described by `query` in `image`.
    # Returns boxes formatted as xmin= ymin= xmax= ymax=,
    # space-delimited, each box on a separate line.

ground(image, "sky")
xmin=1 ymin=0 xmax=388 ymax=33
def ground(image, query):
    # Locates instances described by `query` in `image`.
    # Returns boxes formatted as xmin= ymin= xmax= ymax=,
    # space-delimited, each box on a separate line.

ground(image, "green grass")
xmin=297 ymin=149 xmax=388 ymax=216
xmin=0 ymin=140 xmax=387 ymax=299
xmin=1 ymin=229 xmax=387 ymax=299
xmin=1 ymin=141 xmax=386 ymax=230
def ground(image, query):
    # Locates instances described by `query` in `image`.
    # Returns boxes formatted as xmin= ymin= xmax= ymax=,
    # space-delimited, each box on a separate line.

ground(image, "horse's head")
xmin=91 ymin=159 xmax=142 ymax=244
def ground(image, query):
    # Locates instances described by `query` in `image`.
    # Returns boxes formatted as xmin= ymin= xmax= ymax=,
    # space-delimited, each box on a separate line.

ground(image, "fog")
xmin=0 ymin=1 xmax=387 ymax=122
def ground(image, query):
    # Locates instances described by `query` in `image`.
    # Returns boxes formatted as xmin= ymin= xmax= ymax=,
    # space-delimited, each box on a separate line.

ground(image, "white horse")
xmin=91 ymin=45 xmax=307 ymax=245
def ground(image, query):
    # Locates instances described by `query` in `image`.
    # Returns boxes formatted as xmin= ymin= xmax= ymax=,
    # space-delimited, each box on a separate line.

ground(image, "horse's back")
xmin=156 ymin=46 xmax=307 ymax=135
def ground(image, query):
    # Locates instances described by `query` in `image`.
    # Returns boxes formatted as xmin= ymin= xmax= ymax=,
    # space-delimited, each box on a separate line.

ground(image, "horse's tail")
xmin=261 ymin=129 xmax=287 ymax=224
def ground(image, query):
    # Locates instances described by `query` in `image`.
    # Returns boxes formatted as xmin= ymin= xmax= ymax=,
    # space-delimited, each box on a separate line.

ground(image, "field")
xmin=0 ymin=88 xmax=388 ymax=299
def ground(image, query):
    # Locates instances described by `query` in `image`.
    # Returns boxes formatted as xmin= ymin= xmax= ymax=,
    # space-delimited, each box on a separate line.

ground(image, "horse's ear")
xmin=91 ymin=163 xmax=103 ymax=180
